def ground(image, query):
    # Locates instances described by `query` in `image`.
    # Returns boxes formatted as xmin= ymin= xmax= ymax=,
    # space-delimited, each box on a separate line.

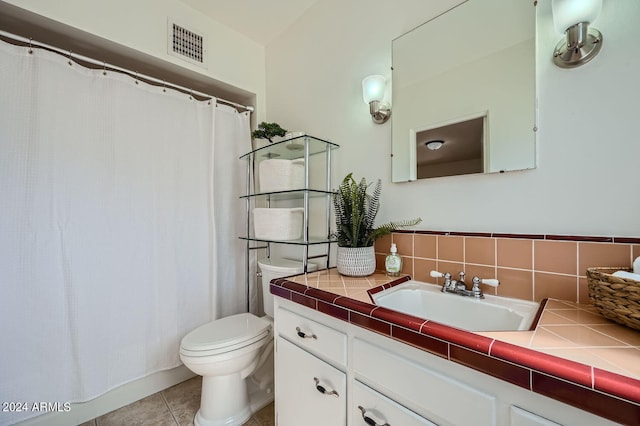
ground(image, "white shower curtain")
xmin=0 ymin=39 xmax=250 ymax=424
xmin=212 ymin=106 xmax=256 ymax=318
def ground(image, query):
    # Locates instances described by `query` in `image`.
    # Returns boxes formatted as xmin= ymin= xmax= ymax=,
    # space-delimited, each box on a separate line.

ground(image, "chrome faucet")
xmin=431 ymin=270 xmax=500 ymax=299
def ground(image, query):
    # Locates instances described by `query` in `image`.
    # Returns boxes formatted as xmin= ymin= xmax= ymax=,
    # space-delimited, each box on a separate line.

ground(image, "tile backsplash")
xmin=374 ymin=231 xmax=640 ymax=304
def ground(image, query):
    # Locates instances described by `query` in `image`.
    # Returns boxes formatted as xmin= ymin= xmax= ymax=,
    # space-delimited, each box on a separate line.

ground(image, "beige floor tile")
xmin=242 ymin=419 xmax=261 ymax=426
xmin=162 ymin=376 xmax=202 ymax=426
xmin=96 ymin=393 xmax=176 ymax=426
xmin=253 ymin=402 xmax=275 ymax=426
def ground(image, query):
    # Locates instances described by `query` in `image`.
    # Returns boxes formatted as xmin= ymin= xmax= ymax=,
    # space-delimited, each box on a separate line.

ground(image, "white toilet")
xmin=180 ymin=258 xmax=315 ymax=426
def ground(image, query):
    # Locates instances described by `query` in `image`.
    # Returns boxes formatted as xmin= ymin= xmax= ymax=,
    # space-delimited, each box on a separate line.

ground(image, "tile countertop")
xmin=270 ymin=269 xmax=640 ymax=425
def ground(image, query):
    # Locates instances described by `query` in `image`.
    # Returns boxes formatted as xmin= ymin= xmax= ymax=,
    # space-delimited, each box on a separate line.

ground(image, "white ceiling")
xmin=179 ymin=0 xmax=321 ymax=45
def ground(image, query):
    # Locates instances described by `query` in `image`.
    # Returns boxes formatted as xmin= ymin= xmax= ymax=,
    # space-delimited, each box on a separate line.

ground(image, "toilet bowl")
xmin=180 ymin=258 xmax=316 ymax=426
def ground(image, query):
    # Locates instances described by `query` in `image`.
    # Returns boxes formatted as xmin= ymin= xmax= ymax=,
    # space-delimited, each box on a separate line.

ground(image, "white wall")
xmin=266 ymin=0 xmax=640 ymax=238
xmin=3 ymin=0 xmax=267 ymax=117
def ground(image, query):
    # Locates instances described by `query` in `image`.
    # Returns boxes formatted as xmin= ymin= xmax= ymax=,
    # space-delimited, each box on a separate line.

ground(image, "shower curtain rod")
xmin=0 ymin=30 xmax=255 ymax=113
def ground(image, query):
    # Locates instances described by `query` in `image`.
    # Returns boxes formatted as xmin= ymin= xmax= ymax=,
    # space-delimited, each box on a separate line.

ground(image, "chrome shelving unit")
xmin=240 ymin=135 xmax=339 ymax=310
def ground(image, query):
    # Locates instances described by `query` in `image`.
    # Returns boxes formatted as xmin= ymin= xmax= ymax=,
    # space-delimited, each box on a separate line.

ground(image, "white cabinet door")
xmin=352 ymin=380 xmax=437 ymax=426
xmin=275 ymin=337 xmax=346 ymax=426
xmin=510 ymin=406 xmax=561 ymax=426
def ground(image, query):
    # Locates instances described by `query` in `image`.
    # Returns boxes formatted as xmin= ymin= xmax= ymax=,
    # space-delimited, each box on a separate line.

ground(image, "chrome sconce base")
xmin=369 ymin=100 xmax=391 ymax=124
xmin=553 ymin=22 xmax=602 ymax=68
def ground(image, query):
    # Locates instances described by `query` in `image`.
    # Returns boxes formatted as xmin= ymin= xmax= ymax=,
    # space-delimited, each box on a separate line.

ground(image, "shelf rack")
xmin=239 ymin=135 xmax=339 ymax=311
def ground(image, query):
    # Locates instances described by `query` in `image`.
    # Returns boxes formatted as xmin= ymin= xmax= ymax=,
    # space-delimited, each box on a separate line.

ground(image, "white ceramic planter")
xmin=336 ymin=246 xmax=376 ymax=277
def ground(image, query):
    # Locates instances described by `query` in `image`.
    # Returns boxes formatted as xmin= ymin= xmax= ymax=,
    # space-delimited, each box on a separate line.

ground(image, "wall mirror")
xmin=391 ymin=0 xmax=537 ymax=182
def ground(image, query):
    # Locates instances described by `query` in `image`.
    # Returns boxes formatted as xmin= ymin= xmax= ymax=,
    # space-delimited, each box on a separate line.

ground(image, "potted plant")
xmin=251 ymin=122 xmax=288 ymax=143
xmin=333 ymin=173 xmax=421 ymax=276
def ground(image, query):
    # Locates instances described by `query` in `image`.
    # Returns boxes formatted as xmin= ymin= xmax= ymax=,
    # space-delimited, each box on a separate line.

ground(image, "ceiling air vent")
xmin=168 ymin=20 xmax=206 ymax=68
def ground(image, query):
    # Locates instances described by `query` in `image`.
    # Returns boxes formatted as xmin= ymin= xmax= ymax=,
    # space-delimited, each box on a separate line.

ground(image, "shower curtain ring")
xmin=189 ymin=88 xmax=193 ymax=100
xmin=67 ymin=50 xmax=73 ymax=66
xmin=28 ymin=38 xmax=33 ymax=54
xmin=135 ymin=72 xmax=139 ymax=85
xmin=103 ymin=61 xmax=107 ymax=76
xmin=163 ymin=81 xmax=166 ymax=93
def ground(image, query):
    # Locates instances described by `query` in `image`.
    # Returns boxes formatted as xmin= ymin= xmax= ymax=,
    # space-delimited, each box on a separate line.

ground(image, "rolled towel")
xmin=612 ymin=270 xmax=640 ymax=281
xmin=634 ymin=256 xmax=640 ymax=275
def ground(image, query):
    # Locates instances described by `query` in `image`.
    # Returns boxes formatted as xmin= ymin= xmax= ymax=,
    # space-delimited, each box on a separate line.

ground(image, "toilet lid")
xmin=180 ymin=313 xmax=271 ymax=355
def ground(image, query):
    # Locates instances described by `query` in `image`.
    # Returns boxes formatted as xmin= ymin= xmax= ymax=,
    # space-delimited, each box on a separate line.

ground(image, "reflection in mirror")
xmin=392 ymin=0 xmax=536 ymax=182
xmin=411 ymin=114 xmax=485 ymax=179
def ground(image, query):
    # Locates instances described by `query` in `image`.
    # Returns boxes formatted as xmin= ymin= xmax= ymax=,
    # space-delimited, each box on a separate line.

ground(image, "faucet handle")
xmin=430 ymin=270 xmax=444 ymax=278
xmin=471 ymin=276 xmax=500 ymax=288
xmin=480 ymin=278 xmax=500 ymax=287
xmin=431 ymin=270 xmax=452 ymax=283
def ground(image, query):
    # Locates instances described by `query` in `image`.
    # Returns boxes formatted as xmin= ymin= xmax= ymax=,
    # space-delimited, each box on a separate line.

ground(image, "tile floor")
xmin=79 ymin=377 xmax=274 ymax=426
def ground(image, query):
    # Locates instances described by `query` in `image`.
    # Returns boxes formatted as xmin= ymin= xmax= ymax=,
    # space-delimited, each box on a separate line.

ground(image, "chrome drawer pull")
xmin=296 ymin=326 xmax=317 ymax=339
xmin=358 ymin=406 xmax=390 ymax=426
xmin=313 ymin=377 xmax=339 ymax=397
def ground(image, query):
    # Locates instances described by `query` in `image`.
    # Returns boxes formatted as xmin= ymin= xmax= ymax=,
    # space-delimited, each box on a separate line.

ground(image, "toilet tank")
xmin=258 ymin=258 xmax=318 ymax=318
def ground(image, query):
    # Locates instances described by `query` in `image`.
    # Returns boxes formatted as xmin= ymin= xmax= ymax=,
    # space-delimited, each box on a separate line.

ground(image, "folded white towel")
xmin=634 ymin=256 xmax=640 ymax=274
xmin=612 ymin=271 xmax=640 ymax=281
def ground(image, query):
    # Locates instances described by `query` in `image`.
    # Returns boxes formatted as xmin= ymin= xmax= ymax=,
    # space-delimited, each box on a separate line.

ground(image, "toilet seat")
xmin=180 ymin=313 xmax=271 ymax=358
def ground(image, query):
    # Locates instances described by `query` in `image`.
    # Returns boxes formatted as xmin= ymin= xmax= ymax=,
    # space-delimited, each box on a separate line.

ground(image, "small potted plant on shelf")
xmin=333 ymin=173 xmax=421 ymax=276
xmin=251 ymin=122 xmax=288 ymax=143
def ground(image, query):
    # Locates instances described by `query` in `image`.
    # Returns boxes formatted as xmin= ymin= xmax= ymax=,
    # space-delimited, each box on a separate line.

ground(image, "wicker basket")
xmin=586 ymin=267 xmax=640 ymax=331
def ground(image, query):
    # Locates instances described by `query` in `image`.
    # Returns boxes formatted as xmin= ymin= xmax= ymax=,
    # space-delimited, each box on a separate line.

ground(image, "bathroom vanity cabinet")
xmin=274 ymin=297 xmax=617 ymax=426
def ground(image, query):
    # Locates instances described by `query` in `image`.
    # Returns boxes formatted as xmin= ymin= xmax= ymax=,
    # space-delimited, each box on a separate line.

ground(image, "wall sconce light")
xmin=362 ymin=75 xmax=391 ymax=124
xmin=425 ymin=140 xmax=445 ymax=151
xmin=552 ymin=0 xmax=603 ymax=68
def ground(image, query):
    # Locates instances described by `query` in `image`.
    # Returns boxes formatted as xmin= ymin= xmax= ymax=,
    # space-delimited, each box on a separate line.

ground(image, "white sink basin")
xmin=372 ymin=280 xmax=540 ymax=332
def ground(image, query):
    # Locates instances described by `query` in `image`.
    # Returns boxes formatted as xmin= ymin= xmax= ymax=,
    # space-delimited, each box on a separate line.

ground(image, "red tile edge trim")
xmin=317 ymin=300 xmax=349 ymax=322
xmin=422 ymin=321 xmax=493 ymax=354
xmin=594 ymin=368 xmax=640 ymax=404
xmin=614 ymin=237 xmax=640 ymax=244
xmin=270 ymin=285 xmax=291 ymax=300
xmin=334 ymin=296 xmax=377 ymax=315
xmin=545 ymin=234 xmax=613 ymax=242
xmin=350 ymin=311 xmax=391 ymax=335
xmin=533 ymin=372 xmax=640 ymax=425
xmin=367 ymin=275 xmax=411 ymax=299
xmin=450 ymin=344 xmax=530 ymax=390
xmin=391 ymin=325 xmax=448 ymax=358
xmin=372 ymin=306 xmax=427 ymax=330
xmin=529 ymin=298 xmax=548 ymax=331
xmin=490 ymin=340 xmax=592 ymax=387
xmin=291 ymin=292 xmax=317 ymax=310
xmin=389 ymin=230 xmax=637 ymax=244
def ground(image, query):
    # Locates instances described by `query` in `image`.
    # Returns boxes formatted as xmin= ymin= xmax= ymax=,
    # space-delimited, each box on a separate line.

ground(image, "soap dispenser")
xmin=385 ymin=243 xmax=402 ymax=277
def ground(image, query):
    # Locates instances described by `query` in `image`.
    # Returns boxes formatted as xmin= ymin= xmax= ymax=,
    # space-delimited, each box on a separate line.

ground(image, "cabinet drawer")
xmin=353 ymin=380 xmax=437 ymax=426
xmin=510 ymin=406 xmax=561 ymax=426
xmin=353 ymin=338 xmax=496 ymax=425
xmin=276 ymin=307 xmax=347 ymax=366
xmin=276 ymin=337 xmax=346 ymax=426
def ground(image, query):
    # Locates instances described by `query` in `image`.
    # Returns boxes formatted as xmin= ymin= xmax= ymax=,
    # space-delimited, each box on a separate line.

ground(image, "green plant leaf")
xmin=251 ymin=122 xmax=288 ymax=143
xmin=332 ymin=173 xmax=421 ymax=247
